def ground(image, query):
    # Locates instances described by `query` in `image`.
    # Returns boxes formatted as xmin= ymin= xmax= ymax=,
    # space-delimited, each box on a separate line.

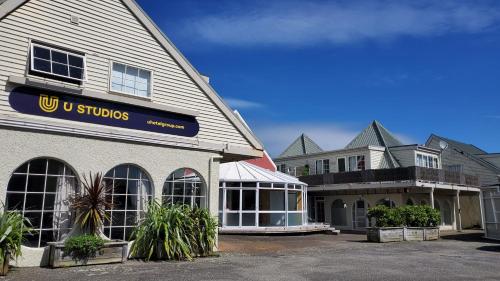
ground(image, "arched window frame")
xmin=5 ymin=157 xmax=79 ymax=248
xmin=103 ymin=164 xmax=153 ymax=241
xmin=162 ymin=168 xmax=207 ymax=208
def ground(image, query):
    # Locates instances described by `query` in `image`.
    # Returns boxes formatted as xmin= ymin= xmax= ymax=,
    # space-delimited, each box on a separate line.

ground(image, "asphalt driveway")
xmin=4 ymin=230 xmax=500 ymax=281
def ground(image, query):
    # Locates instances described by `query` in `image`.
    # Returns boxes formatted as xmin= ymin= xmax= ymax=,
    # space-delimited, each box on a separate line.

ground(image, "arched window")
xmin=103 ymin=164 xmax=152 ymax=241
xmin=5 ymin=158 xmax=78 ymax=247
xmin=162 ymin=168 xmax=206 ymax=208
xmin=331 ymin=199 xmax=347 ymax=226
xmin=377 ymin=198 xmax=396 ymax=208
xmin=406 ymin=198 xmax=415 ymax=206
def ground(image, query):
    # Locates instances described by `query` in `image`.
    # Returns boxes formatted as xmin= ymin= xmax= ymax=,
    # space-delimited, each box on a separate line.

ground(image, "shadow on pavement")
xmin=476 ymin=245 xmax=500 ymax=252
xmin=440 ymin=231 xmax=498 ymax=243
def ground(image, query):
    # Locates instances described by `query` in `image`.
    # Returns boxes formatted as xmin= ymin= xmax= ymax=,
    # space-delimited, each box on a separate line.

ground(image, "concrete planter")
xmin=367 ymin=227 xmax=405 ymax=243
xmin=48 ymin=240 xmax=128 ymax=268
xmin=368 ymin=227 xmax=440 ymax=242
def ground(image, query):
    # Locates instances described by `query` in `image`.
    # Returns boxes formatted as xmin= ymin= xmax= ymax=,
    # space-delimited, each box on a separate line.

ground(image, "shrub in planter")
xmin=130 ymin=202 xmax=217 ymax=261
xmin=64 ymin=235 xmax=105 ymax=262
xmin=367 ymin=205 xmax=403 ymax=227
xmin=399 ymin=205 xmax=440 ymax=227
xmin=0 ymin=210 xmax=32 ymax=275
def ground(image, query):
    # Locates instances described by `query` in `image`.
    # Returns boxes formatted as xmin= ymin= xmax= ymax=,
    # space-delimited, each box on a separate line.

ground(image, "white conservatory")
xmin=482 ymin=186 xmax=500 ymax=240
xmin=218 ymin=161 xmax=328 ymax=233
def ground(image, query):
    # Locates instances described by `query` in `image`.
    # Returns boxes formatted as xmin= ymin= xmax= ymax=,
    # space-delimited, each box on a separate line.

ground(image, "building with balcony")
xmin=426 ymin=135 xmax=500 ymax=240
xmin=274 ymin=121 xmax=482 ymax=231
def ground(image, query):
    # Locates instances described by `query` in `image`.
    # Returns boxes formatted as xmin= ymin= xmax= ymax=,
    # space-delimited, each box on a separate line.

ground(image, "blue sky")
xmin=137 ymin=0 xmax=500 ymax=157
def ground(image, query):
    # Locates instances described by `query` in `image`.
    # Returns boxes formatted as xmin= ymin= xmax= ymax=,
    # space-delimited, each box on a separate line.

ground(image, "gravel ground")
xmin=3 ymin=231 xmax=500 ymax=281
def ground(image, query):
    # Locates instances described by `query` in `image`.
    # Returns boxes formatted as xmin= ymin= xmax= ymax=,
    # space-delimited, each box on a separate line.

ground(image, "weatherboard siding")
xmin=427 ymin=138 xmax=498 ymax=186
xmin=0 ymin=0 xmax=251 ymax=147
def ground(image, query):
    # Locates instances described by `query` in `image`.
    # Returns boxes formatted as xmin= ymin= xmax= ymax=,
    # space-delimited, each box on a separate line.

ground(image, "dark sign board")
xmin=9 ymin=86 xmax=199 ymax=137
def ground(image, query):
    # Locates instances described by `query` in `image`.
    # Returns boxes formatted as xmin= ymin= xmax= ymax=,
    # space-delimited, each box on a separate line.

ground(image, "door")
xmin=315 ymin=199 xmax=325 ymax=223
xmin=353 ymin=200 xmax=367 ymax=229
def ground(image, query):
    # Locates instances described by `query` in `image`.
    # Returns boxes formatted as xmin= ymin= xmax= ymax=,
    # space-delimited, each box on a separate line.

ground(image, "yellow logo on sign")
xmin=39 ymin=95 xmax=59 ymax=113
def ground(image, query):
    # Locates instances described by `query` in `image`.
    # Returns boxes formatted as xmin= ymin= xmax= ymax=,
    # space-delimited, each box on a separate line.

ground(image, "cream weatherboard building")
xmin=274 ymin=121 xmax=483 ymax=232
xmin=0 ymin=0 xmax=263 ymax=266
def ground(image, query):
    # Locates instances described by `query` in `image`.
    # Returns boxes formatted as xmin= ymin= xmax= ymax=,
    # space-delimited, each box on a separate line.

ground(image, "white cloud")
xmin=254 ymin=123 xmax=358 ymax=157
xmin=254 ymin=122 xmax=418 ymax=157
xmin=179 ymin=1 xmax=500 ymax=47
xmin=224 ymin=98 xmax=264 ymax=109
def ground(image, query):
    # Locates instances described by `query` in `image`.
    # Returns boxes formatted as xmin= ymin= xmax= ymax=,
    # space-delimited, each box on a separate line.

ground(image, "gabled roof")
xmin=345 ymin=120 xmax=403 ymax=149
xmin=431 ymin=135 xmax=487 ymax=155
xmin=219 ymin=161 xmax=305 ymax=185
xmin=0 ymin=0 xmax=263 ymax=156
xmin=345 ymin=121 xmax=403 ymax=168
xmin=278 ymin=134 xmax=323 ymax=158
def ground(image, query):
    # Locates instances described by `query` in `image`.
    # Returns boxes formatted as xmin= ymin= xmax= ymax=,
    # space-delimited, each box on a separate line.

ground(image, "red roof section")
xmin=245 ymin=151 xmax=276 ymax=172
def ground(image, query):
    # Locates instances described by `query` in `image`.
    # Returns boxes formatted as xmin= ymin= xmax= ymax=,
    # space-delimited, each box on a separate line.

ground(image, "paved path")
xmin=4 ymin=231 xmax=500 ymax=281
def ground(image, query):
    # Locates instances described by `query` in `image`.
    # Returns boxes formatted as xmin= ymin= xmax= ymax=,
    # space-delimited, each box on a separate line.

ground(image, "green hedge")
xmin=367 ymin=205 xmax=440 ymax=227
xmin=64 ymin=234 xmax=105 ymax=262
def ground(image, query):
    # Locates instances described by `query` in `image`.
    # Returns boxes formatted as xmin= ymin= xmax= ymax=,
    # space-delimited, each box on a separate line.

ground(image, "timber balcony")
xmin=298 ymin=166 xmax=480 ymax=187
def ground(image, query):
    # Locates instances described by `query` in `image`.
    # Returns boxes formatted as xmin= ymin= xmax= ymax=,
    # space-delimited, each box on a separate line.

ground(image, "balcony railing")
xmin=298 ymin=166 xmax=480 ymax=187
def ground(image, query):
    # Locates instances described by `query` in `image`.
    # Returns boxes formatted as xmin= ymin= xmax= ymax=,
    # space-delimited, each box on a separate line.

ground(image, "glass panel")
xmin=7 ymin=174 xmax=27 ymax=192
xmin=51 ymin=51 xmax=68 ymax=64
xmin=6 ymin=193 xmax=25 ymax=210
xmin=287 ymin=213 xmax=302 ymax=226
xmin=226 ymin=190 xmax=240 ymax=211
xmin=69 ymin=67 xmax=83 ymax=80
xmin=125 ymin=66 xmax=138 ymax=81
xmin=52 ymin=62 xmax=68 ymax=76
xmin=33 ymin=46 xmax=50 ymax=60
xmin=47 ymin=160 xmax=65 ymax=175
xmin=288 ymin=191 xmax=302 ymax=211
xmin=114 ymin=179 xmax=127 ymax=194
xmin=43 ymin=194 xmax=56 ymax=210
xmin=26 ymin=175 xmax=45 ymax=192
xmin=113 ymin=195 xmax=126 ymax=210
xmin=24 ymin=212 xmax=42 ymax=229
xmin=45 ymin=176 xmax=59 ymax=193
xmin=258 ymin=213 xmax=285 ymax=227
xmin=226 ymin=213 xmax=239 ymax=226
xmin=218 ymin=190 xmax=223 ymax=212
xmin=112 ymin=63 xmax=126 ymax=78
xmin=29 ymin=159 xmax=47 ymax=174
xmin=357 ymin=156 xmax=365 ymax=170
xmin=242 ymin=190 xmax=256 ymax=211
xmin=259 ymin=190 xmax=285 ymax=211
xmin=110 ymin=227 xmax=124 ymax=240
xmin=68 ymin=55 xmax=83 ymax=67
xmin=338 ymin=158 xmax=346 ymax=172
xmin=242 ymin=213 xmax=256 ymax=226
xmin=114 ymin=166 xmax=128 ymax=178
xmin=348 ymin=156 xmax=357 ymax=171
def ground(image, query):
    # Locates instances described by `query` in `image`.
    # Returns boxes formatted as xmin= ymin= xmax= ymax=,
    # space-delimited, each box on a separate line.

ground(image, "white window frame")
xmin=30 ymin=42 xmax=87 ymax=82
xmin=337 ymin=157 xmax=347 ymax=172
xmin=416 ymin=153 xmax=439 ymax=169
xmin=109 ymin=61 xmax=154 ymax=99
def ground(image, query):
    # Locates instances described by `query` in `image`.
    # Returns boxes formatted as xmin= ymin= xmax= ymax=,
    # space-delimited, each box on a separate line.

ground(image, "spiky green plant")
xmin=0 ymin=210 xmax=32 ymax=264
xmin=190 ymin=207 xmax=217 ymax=257
xmin=69 ymin=172 xmax=112 ymax=235
xmin=130 ymin=202 xmax=216 ymax=261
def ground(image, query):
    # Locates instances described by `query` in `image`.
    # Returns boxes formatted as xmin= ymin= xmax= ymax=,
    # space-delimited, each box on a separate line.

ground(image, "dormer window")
xmin=30 ymin=43 xmax=86 ymax=82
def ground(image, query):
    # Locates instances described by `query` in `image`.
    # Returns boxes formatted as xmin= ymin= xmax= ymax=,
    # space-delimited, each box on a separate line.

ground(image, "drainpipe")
xmin=209 ymin=155 xmax=223 ymax=250
xmin=456 ymin=190 xmax=462 ymax=232
xmin=430 ymin=186 xmax=435 ymax=209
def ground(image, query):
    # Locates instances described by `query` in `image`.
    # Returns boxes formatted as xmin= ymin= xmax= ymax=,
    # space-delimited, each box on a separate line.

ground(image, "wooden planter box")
xmin=367 ymin=227 xmax=405 ymax=243
xmin=48 ymin=240 xmax=128 ymax=268
xmin=368 ymin=227 xmax=440 ymax=242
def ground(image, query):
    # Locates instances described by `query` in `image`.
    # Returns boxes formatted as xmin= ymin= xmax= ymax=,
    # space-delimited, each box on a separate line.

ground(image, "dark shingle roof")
xmin=434 ymin=135 xmax=487 ymax=155
xmin=345 ymin=120 xmax=403 ymax=149
xmin=278 ymin=134 xmax=323 ymax=158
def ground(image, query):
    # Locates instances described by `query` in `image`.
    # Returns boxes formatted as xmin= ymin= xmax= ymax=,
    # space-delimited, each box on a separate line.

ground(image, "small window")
xmin=30 ymin=43 xmax=86 ymax=82
xmin=337 ymin=158 xmax=346 ymax=172
xmin=111 ymin=62 xmax=152 ymax=98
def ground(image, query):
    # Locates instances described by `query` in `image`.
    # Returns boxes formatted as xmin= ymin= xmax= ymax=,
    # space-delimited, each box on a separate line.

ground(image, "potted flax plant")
xmin=0 ymin=210 xmax=32 ymax=276
xmin=48 ymin=172 xmax=128 ymax=268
